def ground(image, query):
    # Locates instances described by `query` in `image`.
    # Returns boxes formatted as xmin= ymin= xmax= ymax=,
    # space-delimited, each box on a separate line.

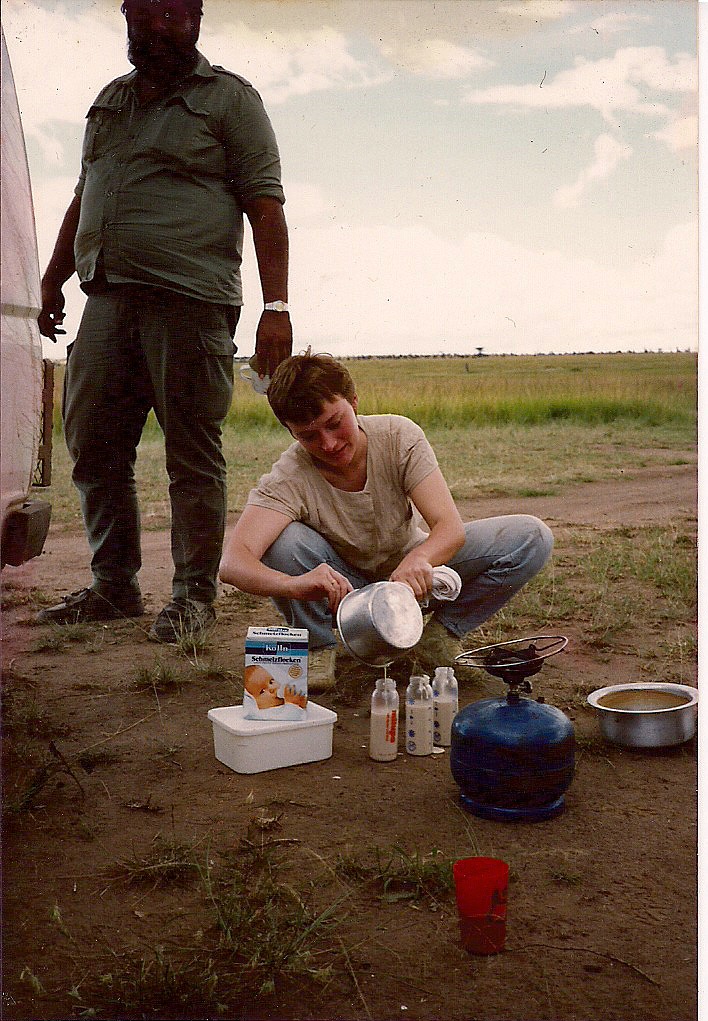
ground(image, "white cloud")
xmin=553 ymin=133 xmax=632 ymax=209
xmin=34 ymin=175 xmax=697 ymax=362
xmin=284 ymin=182 xmax=330 ymax=225
xmin=463 ymin=46 xmax=696 ymax=124
xmin=650 ymin=114 xmax=697 ymax=153
xmin=233 ymin=214 xmax=697 ymax=357
xmin=501 ymin=1 xmax=574 ymax=21
xmin=201 ymin=22 xmax=390 ymax=105
xmin=579 ymin=11 xmax=653 ymax=36
xmin=3 ymin=1 xmax=127 ymax=140
xmin=378 ymin=38 xmax=494 ymax=79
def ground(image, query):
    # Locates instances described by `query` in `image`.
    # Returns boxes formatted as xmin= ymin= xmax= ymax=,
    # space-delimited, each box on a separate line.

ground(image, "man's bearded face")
xmin=126 ymin=1 xmax=200 ymax=82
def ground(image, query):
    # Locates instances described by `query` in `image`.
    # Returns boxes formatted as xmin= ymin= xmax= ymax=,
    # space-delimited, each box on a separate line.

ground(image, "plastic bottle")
xmin=405 ymin=674 xmax=434 ymax=756
xmin=433 ymin=666 xmax=459 ymax=747
xmin=369 ymin=677 xmax=399 ymax=761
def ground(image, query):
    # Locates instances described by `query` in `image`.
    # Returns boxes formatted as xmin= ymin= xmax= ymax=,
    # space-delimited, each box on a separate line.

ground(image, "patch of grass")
xmin=336 ymin=845 xmax=454 ymax=906
xmin=574 ymin=731 xmax=609 ymax=755
xmin=1 ymin=584 xmax=55 ymax=610
xmin=174 ymin=628 xmax=211 ymax=663
xmin=2 ymin=688 xmax=67 ymax=740
xmin=30 ymin=622 xmax=96 ymax=653
xmin=30 ymin=632 xmax=68 ymax=653
xmin=75 ymin=817 xmax=98 ymax=841
xmin=116 ymin=835 xmax=201 ymax=887
xmin=20 ymin=966 xmax=45 ymax=995
xmin=651 ymin=630 xmax=698 ymax=686
xmin=101 ymin=947 xmax=223 ymax=1019
xmin=154 ymin=741 xmax=184 ymax=766
xmin=191 ymin=659 xmax=236 ymax=684
xmin=200 ymin=843 xmax=343 ymax=998
xmin=7 ymin=741 xmax=86 ymax=813
xmin=476 ymin=523 xmax=696 ymax=655
xmin=133 ymin=661 xmax=185 ymax=694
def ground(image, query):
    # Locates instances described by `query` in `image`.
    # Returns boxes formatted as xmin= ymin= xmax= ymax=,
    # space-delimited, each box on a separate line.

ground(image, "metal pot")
xmin=587 ymin=682 xmax=698 ymax=748
xmin=336 ymin=581 xmax=424 ymax=667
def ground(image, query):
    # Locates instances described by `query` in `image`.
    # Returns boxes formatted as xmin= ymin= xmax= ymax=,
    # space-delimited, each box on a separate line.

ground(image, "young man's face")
xmin=125 ymin=0 xmax=200 ymax=81
xmin=287 ymin=396 xmax=361 ymax=471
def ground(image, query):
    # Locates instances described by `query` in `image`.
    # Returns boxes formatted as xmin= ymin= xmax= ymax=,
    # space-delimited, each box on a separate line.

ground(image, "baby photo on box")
xmin=242 ymin=626 xmax=308 ymax=721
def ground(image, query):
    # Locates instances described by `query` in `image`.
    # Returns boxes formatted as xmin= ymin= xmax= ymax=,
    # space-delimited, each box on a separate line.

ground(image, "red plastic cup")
xmin=453 ymin=857 xmax=508 ymax=954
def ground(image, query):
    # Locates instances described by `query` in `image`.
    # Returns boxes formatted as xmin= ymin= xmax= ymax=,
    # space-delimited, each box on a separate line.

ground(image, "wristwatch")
xmin=264 ymin=300 xmax=289 ymax=313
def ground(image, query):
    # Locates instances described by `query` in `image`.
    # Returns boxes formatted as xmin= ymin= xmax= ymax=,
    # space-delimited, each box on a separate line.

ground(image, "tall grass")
xmin=43 ymin=353 xmax=696 ymax=523
xmin=51 ymin=352 xmax=696 ymax=433
xmin=348 ymin=352 xmax=696 ymax=429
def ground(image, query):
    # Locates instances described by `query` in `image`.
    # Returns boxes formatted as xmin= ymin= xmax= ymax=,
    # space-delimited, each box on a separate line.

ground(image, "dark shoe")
xmin=148 ymin=599 xmax=216 ymax=644
xmin=36 ymin=587 xmax=144 ymax=625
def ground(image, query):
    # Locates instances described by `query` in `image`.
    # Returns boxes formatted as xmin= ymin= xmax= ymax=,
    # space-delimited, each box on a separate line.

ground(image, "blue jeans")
xmin=261 ymin=516 xmax=554 ymax=650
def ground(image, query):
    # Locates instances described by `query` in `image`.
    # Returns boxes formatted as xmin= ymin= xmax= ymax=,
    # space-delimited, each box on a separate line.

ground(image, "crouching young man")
xmin=219 ymin=352 xmax=554 ymax=689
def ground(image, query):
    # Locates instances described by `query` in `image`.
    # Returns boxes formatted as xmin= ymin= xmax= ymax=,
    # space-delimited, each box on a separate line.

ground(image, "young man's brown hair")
xmin=267 ymin=351 xmax=357 ymax=427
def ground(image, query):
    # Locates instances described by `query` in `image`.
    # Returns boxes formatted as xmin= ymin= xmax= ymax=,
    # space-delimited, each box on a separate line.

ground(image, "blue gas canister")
xmin=450 ymin=637 xmax=574 ymax=822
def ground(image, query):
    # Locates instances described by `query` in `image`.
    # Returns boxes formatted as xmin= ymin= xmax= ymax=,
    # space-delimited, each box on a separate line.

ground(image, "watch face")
xmin=266 ymin=300 xmax=288 ymax=312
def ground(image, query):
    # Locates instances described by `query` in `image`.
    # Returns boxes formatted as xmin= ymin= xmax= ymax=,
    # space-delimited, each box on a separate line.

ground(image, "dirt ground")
xmin=1 ymin=464 xmax=698 ymax=1021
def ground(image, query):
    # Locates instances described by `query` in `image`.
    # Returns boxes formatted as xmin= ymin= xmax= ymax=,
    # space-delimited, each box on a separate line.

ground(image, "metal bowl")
xmin=336 ymin=581 xmax=423 ymax=667
xmin=587 ymin=682 xmax=698 ymax=748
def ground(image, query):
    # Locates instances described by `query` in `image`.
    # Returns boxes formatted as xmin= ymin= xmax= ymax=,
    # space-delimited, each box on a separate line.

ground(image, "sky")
xmin=1 ymin=0 xmax=698 ymax=360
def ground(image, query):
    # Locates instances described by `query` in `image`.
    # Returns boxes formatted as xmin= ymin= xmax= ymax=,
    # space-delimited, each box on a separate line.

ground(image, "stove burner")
xmin=456 ymin=635 xmax=568 ymax=697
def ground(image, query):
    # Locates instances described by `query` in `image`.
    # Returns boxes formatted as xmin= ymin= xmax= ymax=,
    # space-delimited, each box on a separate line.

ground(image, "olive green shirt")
xmin=74 ymin=53 xmax=285 ymax=304
xmin=247 ymin=415 xmax=439 ymax=579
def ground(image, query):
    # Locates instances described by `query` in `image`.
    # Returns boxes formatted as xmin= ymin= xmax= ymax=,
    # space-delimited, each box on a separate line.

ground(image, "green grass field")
xmin=35 ymin=350 xmax=696 ymax=680
xmin=46 ymin=352 xmax=696 ymax=522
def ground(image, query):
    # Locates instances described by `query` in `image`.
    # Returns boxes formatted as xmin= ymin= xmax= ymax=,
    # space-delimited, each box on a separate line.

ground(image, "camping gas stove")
xmin=450 ymin=636 xmax=575 ymax=822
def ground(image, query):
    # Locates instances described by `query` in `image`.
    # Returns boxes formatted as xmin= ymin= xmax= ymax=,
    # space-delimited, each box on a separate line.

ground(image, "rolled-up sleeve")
xmin=220 ymin=81 xmax=285 ymax=205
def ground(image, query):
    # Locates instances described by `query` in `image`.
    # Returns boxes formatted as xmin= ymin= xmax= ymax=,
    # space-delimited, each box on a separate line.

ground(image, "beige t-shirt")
xmin=246 ymin=414 xmax=439 ymax=579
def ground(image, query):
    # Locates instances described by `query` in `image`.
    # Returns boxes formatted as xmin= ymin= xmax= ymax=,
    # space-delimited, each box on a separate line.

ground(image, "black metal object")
xmin=456 ymin=636 xmax=568 ymax=699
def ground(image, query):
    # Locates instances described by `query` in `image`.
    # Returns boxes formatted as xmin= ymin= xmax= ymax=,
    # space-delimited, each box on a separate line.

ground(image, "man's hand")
xmin=254 ymin=310 xmax=292 ymax=378
xmin=38 ymin=280 xmax=67 ymax=342
xmin=389 ymin=550 xmax=434 ymax=602
xmin=286 ymin=563 xmax=352 ymax=613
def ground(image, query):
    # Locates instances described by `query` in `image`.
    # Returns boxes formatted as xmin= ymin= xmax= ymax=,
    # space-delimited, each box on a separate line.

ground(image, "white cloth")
xmin=431 ymin=566 xmax=462 ymax=602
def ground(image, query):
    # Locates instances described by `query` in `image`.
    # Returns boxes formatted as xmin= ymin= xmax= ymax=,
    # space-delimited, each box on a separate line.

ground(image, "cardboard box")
xmin=207 ymin=702 xmax=337 ymax=773
xmin=243 ymin=626 xmax=309 ymax=721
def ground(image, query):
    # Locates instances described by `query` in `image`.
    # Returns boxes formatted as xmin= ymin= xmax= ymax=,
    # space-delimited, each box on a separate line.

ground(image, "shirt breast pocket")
xmin=147 ymin=98 xmax=224 ymax=175
xmin=83 ymin=105 xmax=121 ymax=163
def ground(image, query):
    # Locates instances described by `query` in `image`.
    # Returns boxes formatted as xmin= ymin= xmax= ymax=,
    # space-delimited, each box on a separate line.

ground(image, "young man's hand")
xmin=389 ymin=551 xmax=434 ymax=602
xmin=286 ymin=563 xmax=352 ymax=613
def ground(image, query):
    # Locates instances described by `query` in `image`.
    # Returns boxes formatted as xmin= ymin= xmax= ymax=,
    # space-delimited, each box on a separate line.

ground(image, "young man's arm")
xmin=388 ymin=469 xmax=466 ymax=601
xmin=219 ymin=504 xmax=352 ymax=613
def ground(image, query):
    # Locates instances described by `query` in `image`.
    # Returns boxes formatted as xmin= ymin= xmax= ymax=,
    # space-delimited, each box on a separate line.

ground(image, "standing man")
xmin=37 ymin=0 xmax=292 ymax=641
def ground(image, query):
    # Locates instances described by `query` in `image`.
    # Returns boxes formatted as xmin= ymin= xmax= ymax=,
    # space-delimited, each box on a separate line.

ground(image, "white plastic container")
xmin=208 ymin=701 xmax=337 ymax=774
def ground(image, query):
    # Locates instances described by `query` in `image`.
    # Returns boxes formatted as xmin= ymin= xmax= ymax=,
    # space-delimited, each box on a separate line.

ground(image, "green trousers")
xmin=63 ymin=284 xmax=237 ymax=604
